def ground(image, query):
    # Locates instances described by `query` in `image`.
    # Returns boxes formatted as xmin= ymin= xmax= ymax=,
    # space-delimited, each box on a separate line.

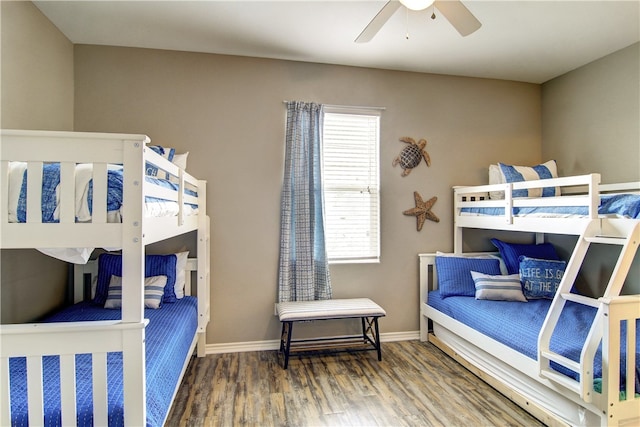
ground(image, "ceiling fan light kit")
xmin=399 ymin=0 xmax=435 ymax=11
xmin=355 ymin=0 xmax=481 ymax=43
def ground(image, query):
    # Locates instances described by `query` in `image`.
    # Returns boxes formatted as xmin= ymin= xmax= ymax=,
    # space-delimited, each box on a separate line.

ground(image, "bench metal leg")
xmin=361 ymin=316 xmax=382 ymax=361
xmin=280 ymin=321 xmax=294 ymax=369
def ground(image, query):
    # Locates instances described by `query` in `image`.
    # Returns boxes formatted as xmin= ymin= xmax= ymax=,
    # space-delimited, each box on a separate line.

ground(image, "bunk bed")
xmin=0 ymin=129 xmax=211 ymax=426
xmin=419 ymin=171 xmax=639 ymax=427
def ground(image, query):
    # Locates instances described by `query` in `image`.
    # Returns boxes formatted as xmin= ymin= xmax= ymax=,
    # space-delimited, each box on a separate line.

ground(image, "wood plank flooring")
xmin=167 ymin=340 xmax=546 ymax=426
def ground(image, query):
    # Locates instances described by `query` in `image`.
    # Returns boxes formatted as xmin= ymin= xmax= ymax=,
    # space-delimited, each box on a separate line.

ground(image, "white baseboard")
xmin=205 ymin=330 xmax=420 ymax=355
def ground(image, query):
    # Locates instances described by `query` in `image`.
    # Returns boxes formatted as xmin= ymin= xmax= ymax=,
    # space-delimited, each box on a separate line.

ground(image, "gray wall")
xmin=542 ymin=42 xmax=640 ymax=295
xmin=73 ymin=45 xmax=541 ymax=344
xmin=0 ymin=1 xmax=74 ymax=323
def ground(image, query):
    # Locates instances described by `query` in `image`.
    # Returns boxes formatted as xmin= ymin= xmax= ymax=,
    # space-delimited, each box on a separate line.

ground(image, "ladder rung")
xmin=560 ymin=293 xmax=600 ymax=308
xmin=539 ymin=367 xmax=581 ymax=394
xmin=540 ymin=350 xmax=581 ymax=372
xmin=584 ymin=236 xmax=626 ymax=245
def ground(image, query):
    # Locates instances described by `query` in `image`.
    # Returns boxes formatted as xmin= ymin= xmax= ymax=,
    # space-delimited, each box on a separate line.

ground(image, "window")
xmin=322 ymin=106 xmax=380 ymax=263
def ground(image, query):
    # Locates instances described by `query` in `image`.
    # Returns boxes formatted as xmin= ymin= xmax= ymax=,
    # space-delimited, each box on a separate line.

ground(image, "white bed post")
xmin=197 ymin=180 xmax=210 ymax=357
xmin=120 ymin=137 xmax=148 ymax=426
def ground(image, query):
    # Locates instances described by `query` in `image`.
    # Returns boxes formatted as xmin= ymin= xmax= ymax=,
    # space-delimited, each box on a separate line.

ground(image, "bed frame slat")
xmin=26 ymin=356 xmax=44 ymax=425
xmin=59 ymin=162 xmax=76 ymax=223
xmin=59 ymin=354 xmax=77 ymax=425
xmin=92 ymin=352 xmax=108 ymax=426
xmin=26 ymin=162 xmax=43 ymax=224
xmin=1 ymin=357 xmax=10 ymax=427
xmin=92 ymin=163 xmax=108 ymax=224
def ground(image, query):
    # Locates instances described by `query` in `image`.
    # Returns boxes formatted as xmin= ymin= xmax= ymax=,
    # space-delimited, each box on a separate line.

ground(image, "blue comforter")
xmin=8 ymin=297 xmax=198 ymax=427
xmin=461 ymin=194 xmax=640 ymax=218
xmin=16 ymin=163 xmax=195 ymax=223
xmin=428 ymin=291 xmax=640 ymax=393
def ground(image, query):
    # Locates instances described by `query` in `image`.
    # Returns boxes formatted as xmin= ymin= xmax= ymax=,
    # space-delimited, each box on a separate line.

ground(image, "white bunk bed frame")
xmin=0 ymin=129 xmax=211 ymax=426
xmin=419 ymin=173 xmax=639 ymax=427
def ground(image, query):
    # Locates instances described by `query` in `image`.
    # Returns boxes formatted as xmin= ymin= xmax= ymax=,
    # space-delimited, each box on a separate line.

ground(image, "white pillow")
xmin=174 ymin=251 xmax=189 ymax=299
xmin=104 ymin=275 xmax=167 ymax=309
xmin=172 ymin=152 xmax=189 ymax=170
xmin=488 ymin=164 xmax=504 ymax=200
xmin=471 ymin=271 xmax=527 ymax=302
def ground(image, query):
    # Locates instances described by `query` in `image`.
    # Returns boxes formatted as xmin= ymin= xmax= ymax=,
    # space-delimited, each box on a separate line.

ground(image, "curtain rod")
xmin=282 ymin=101 xmax=386 ymax=111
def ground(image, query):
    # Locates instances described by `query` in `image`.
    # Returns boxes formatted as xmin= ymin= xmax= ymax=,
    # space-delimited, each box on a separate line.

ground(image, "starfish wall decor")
xmin=403 ymin=191 xmax=440 ymax=231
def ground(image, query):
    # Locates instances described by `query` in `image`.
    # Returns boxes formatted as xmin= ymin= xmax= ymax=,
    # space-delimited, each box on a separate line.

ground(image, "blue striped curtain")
xmin=278 ymin=101 xmax=332 ymax=302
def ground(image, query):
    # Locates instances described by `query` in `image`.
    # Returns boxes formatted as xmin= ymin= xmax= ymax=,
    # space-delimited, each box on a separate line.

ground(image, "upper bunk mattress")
xmin=7 ymin=162 xmax=198 ymax=224
xmin=460 ymin=193 xmax=640 ymax=219
xmin=428 ymin=290 xmax=640 ymax=393
xmin=7 ymin=296 xmax=198 ymax=427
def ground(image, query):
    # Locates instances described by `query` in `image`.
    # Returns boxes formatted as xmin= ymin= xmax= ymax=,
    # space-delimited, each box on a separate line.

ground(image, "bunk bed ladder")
xmin=538 ymin=219 xmax=639 ymax=403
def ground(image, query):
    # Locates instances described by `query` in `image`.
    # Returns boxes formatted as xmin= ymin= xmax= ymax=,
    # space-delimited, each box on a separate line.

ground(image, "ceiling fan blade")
xmin=355 ymin=1 xmax=402 ymax=43
xmin=434 ymin=0 xmax=481 ymax=37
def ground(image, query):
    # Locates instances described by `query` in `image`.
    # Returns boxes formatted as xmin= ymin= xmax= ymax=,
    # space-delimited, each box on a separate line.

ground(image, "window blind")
xmin=322 ymin=108 xmax=380 ymax=262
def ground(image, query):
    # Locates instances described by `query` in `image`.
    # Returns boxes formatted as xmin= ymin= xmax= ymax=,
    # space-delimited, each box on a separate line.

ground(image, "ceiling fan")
xmin=355 ymin=0 xmax=482 ymax=43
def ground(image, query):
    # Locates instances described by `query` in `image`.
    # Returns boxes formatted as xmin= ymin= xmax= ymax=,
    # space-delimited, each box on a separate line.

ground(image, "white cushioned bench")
xmin=276 ymin=298 xmax=386 ymax=369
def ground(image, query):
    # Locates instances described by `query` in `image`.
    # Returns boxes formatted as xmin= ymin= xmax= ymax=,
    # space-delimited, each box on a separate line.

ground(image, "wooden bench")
xmin=276 ymin=298 xmax=386 ymax=369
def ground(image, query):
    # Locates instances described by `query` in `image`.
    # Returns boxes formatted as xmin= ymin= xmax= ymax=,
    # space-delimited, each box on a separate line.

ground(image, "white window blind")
xmin=322 ymin=107 xmax=380 ymax=263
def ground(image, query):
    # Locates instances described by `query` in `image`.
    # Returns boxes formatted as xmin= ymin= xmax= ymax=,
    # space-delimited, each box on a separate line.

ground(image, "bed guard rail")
xmin=1 ymin=319 xmax=148 ymax=427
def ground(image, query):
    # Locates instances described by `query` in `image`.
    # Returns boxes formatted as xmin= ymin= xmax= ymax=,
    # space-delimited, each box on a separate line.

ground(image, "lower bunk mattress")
xmin=7 ymin=296 xmax=198 ymax=427
xmin=428 ymin=290 xmax=640 ymax=395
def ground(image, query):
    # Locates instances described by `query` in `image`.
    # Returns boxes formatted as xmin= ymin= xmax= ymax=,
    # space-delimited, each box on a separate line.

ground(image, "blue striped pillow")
xmin=498 ymin=160 xmax=560 ymax=198
xmin=94 ymin=253 xmax=178 ymax=304
xmin=436 ymin=256 xmax=502 ymax=298
xmin=471 ymin=271 xmax=527 ymax=302
xmin=104 ymin=275 xmax=166 ymax=309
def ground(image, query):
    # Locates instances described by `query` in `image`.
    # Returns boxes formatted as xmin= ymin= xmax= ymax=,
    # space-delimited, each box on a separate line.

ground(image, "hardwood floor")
xmin=167 ymin=340 xmax=546 ymax=427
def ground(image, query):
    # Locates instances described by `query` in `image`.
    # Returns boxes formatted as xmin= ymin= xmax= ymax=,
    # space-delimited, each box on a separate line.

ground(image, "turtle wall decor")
xmin=403 ymin=191 xmax=439 ymax=231
xmin=392 ymin=136 xmax=431 ymax=176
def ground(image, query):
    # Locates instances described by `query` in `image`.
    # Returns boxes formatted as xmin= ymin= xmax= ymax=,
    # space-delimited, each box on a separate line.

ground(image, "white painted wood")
xmin=92 ymin=162 xmax=108 ymax=224
xmin=26 ymin=356 xmax=44 ymax=425
xmin=0 ymin=129 xmax=210 ymax=426
xmin=0 ymin=161 xmax=8 ymax=227
xmin=92 ymin=352 xmax=109 ymax=427
xmin=59 ymin=161 xmax=76 ymax=223
xmin=0 ymin=356 xmax=11 ymax=427
xmin=59 ymin=354 xmax=77 ymax=426
xmin=26 ymin=162 xmax=43 ymax=224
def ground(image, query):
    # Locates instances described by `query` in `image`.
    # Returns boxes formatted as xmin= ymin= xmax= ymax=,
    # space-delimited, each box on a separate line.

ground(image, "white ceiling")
xmin=34 ymin=0 xmax=640 ymax=84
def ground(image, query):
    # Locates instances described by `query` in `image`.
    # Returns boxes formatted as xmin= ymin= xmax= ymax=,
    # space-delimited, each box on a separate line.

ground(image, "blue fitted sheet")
xmin=8 ymin=297 xmax=198 ymax=427
xmin=428 ymin=290 xmax=640 ymax=392
xmin=460 ymin=194 xmax=640 ymax=219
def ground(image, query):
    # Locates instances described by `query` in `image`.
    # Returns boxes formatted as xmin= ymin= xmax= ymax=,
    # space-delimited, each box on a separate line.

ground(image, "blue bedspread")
xmin=461 ymin=194 xmax=640 ymax=218
xmin=16 ymin=163 xmax=196 ymax=223
xmin=8 ymin=297 xmax=198 ymax=427
xmin=428 ymin=290 xmax=640 ymax=393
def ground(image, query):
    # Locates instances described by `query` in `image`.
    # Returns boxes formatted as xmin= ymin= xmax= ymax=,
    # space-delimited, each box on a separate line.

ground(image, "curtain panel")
xmin=278 ymin=101 xmax=332 ymax=302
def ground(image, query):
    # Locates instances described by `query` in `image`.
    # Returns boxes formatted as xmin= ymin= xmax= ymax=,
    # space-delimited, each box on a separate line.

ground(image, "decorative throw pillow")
xmin=497 ymin=160 xmax=560 ymax=198
xmin=94 ymin=253 xmax=178 ymax=305
xmin=470 ymin=271 xmax=527 ymax=302
xmin=490 ymin=238 xmax=561 ymax=275
xmin=436 ymin=256 xmax=502 ymax=298
xmin=519 ymin=256 xmax=567 ymax=299
xmin=104 ymin=275 xmax=167 ymax=309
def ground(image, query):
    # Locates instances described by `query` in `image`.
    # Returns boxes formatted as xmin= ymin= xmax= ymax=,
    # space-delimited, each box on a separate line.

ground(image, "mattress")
xmin=7 ymin=296 xmax=198 ymax=427
xmin=428 ymin=290 xmax=640 ymax=392
xmin=8 ymin=162 xmax=198 ymax=224
xmin=460 ymin=194 xmax=640 ymax=219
